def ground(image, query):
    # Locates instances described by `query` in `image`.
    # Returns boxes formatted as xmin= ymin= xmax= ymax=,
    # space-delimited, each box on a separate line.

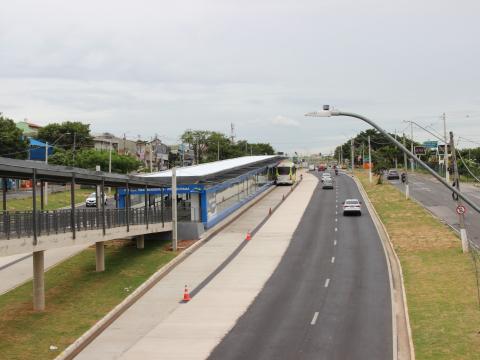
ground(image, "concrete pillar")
xmin=33 ymin=251 xmax=45 ymax=311
xmin=137 ymin=235 xmax=145 ymax=249
xmin=96 ymin=241 xmax=105 ymax=272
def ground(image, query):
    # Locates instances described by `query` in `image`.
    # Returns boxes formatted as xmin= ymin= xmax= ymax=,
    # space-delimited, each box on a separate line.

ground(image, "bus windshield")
xmin=277 ymin=167 xmax=291 ymax=175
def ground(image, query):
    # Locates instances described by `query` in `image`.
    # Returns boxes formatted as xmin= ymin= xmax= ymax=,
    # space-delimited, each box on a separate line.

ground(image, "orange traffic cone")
xmin=182 ymin=285 xmax=191 ymax=302
xmin=245 ymin=231 xmax=252 ymax=241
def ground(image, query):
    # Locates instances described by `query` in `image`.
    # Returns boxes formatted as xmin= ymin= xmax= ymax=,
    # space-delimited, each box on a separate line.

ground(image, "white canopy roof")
xmin=140 ymin=155 xmax=278 ymax=179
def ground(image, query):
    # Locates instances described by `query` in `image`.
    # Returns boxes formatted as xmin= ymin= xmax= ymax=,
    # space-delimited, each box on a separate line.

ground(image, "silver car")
xmin=342 ymin=198 xmax=362 ymax=216
xmin=322 ymin=178 xmax=334 ymax=189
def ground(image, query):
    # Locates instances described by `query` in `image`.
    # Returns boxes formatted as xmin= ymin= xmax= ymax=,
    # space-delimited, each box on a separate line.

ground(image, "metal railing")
xmin=0 ymin=207 xmax=174 ymax=240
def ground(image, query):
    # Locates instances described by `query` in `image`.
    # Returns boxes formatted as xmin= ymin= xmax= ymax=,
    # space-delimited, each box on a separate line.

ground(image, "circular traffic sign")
xmin=456 ymin=205 xmax=466 ymax=215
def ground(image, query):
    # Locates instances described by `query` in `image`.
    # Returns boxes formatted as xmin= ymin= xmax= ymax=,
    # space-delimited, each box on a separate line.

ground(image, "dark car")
xmin=386 ymin=169 xmax=400 ymax=180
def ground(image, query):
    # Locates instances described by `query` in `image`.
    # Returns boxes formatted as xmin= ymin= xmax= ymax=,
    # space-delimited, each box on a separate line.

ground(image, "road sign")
xmin=438 ymin=144 xmax=451 ymax=154
xmin=414 ymin=146 xmax=427 ymax=155
xmin=423 ymin=140 xmax=438 ymax=149
xmin=456 ymin=205 xmax=466 ymax=215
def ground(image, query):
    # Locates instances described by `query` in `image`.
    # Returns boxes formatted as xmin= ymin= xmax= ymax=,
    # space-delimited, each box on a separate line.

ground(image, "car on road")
xmin=386 ymin=169 xmax=400 ymax=180
xmin=322 ymin=178 xmax=334 ymax=189
xmin=343 ymin=198 xmax=362 ymax=216
xmin=320 ymin=172 xmax=332 ymax=182
xmin=85 ymin=192 xmax=107 ymax=207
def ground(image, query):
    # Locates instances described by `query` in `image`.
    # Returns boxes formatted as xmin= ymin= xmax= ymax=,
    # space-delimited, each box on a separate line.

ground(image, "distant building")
xmin=93 ymin=133 xmax=137 ymax=156
xmin=16 ymin=120 xmax=42 ymax=137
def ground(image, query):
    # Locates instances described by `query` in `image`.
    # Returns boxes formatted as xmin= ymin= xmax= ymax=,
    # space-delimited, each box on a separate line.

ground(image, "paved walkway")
xmin=77 ymin=174 xmax=317 ymax=360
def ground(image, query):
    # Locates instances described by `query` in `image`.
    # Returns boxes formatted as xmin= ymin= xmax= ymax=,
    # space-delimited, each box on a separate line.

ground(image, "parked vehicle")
xmin=322 ymin=178 xmax=334 ymax=189
xmin=387 ymin=169 xmax=400 ymax=180
xmin=85 ymin=192 xmax=107 ymax=207
xmin=276 ymin=160 xmax=297 ymax=185
xmin=343 ymin=199 xmax=362 ymax=216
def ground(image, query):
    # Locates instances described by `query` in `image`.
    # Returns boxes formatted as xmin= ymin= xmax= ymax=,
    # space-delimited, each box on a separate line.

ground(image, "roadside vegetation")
xmin=0 ymin=238 xmax=178 ymax=360
xmin=357 ymin=171 xmax=480 ymax=360
xmin=0 ymin=188 xmax=92 ymax=211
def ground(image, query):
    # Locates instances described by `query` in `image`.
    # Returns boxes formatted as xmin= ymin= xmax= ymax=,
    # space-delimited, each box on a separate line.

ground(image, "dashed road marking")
xmin=334 ymin=227 xmax=338 ymax=232
xmin=335 ymin=211 xmax=338 ymax=215
xmin=334 ymin=240 xmax=337 ymax=246
xmin=324 ymin=278 xmax=330 ymax=288
xmin=311 ymin=312 xmax=319 ymax=325
xmin=331 ymin=256 xmax=335 ymax=263
xmin=335 ymin=218 xmax=338 ymax=222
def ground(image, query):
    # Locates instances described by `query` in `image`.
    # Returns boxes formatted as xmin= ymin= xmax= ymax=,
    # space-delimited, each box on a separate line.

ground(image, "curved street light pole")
xmin=305 ymin=108 xmax=480 ymax=216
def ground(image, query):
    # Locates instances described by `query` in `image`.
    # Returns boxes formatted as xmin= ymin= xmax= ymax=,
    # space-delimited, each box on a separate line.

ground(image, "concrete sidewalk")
xmin=76 ymin=174 xmax=317 ymax=360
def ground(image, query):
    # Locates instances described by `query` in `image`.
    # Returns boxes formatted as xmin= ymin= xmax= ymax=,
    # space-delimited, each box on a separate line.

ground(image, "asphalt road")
xmin=391 ymin=173 xmax=480 ymax=245
xmin=208 ymin=172 xmax=392 ymax=360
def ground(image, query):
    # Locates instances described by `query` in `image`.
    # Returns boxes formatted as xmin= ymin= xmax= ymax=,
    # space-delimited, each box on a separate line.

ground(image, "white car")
xmin=322 ymin=177 xmax=334 ymax=189
xmin=85 ymin=192 xmax=107 ymax=207
xmin=321 ymin=173 xmax=332 ymax=182
xmin=343 ymin=198 xmax=362 ymax=216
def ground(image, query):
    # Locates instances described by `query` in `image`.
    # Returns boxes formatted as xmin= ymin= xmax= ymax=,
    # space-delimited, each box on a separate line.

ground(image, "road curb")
xmin=352 ymin=176 xmax=415 ymax=360
xmin=55 ymin=182 xmax=297 ymax=360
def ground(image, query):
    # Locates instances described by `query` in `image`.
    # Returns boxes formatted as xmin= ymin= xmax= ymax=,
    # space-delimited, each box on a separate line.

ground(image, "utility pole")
xmin=394 ymin=130 xmax=398 ymax=169
xmin=72 ymin=132 xmax=77 ymax=165
xmin=44 ymin=142 xmax=48 ymax=206
xmin=403 ymin=134 xmax=409 ymax=199
xmin=350 ymin=138 xmax=354 ymax=175
xmin=108 ymin=139 xmax=112 ymax=173
xmin=409 ymin=121 xmax=414 ymax=172
xmin=443 ymin=113 xmax=450 ymax=183
xmin=149 ymin=142 xmax=153 ymax=172
xmin=368 ymin=136 xmax=372 ymax=184
xmin=171 ymin=167 xmax=178 ymax=252
xmin=450 ymin=131 xmax=469 ymax=253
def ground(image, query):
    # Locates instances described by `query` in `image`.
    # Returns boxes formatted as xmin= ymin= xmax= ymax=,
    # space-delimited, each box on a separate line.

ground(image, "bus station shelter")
xmin=117 ymin=156 xmax=281 ymax=231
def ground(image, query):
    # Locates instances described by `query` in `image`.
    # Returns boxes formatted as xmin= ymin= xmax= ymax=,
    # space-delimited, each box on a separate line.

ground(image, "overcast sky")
xmin=1 ymin=0 xmax=480 ymax=154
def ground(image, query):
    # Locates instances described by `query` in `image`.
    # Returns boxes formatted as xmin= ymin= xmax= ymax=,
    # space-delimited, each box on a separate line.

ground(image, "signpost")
xmin=414 ymin=146 xmax=427 ymax=155
xmin=456 ymin=204 xmax=466 ymax=215
xmin=423 ymin=140 xmax=438 ymax=149
xmin=437 ymin=144 xmax=451 ymax=154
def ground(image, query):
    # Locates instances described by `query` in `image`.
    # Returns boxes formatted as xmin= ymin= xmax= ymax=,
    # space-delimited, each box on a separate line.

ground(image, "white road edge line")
xmin=311 ymin=311 xmax=319 ymax=325
xmin=331 ymin=256 xmax=335 ymax=263
xmin=324 ymin=278 xmax=330 ymax=288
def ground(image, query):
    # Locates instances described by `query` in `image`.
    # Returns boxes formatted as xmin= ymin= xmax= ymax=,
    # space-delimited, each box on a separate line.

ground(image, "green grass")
xmin=357 ymin=171 xmax=480 ymax=359
xmin=0 ymin=239 xmax=177 ymax=360
xmin=0 ymin=188 xmax=92 ymax=211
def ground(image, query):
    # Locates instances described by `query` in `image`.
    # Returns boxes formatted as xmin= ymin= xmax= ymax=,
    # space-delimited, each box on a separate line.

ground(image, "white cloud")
xmin=271 ymin=116 xmax=300 ymax=127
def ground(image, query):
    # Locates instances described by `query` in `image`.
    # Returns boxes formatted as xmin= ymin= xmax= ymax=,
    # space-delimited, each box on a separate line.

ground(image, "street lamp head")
xmin=304 ymin=105 xmax=339 ymax=117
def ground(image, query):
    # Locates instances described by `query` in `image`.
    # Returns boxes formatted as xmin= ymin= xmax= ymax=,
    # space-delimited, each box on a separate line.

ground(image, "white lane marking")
xmin=324 ymin=278 xmax=330 ymax=288
xmin=311 ymin=311 xmax=319 ymax=325
xmin=331 ymin=256 xmax=335 ymax=263
xmin=334 ymin=240 xmax=337 ymax=246
xmin=334 ymin=227 xmax=338 ymax=232
xmin=335 ymin=211 xmax=338 ymax=215
xmin=335 ymin=205 xmax=338 ymax=209
xmin=335 ymin=218 xmax=338 ymax=222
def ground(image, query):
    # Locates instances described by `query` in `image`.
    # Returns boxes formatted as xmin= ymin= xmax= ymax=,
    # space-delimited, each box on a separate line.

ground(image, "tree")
xmin=48 ymin=149 xmax=141 ymax=174
xmin=0 ymin=116 xmax=29 ymax=159
xmin=37 ymin=121 xmax=94 ymax=151
xmin=180 ymin=130 xmax=211 ymax=164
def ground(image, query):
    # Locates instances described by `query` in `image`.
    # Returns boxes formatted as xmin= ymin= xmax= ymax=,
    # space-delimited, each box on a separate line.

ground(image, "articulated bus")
xmin=276 ymin=160 xmax=297 ymax=185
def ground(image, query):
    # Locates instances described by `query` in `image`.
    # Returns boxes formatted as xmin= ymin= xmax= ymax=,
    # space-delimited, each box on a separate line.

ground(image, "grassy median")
xmin=0 ymin=239 xmax=178 ymax=360
xmin=0 ymin=188 xmax=92 ymax=211
xmin=357 ymin=172 xmax=480 ymax=360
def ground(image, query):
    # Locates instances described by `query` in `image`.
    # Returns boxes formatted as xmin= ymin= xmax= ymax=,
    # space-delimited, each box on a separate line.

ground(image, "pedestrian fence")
xmin=0 ymin=203 xmax=195 ymax=240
